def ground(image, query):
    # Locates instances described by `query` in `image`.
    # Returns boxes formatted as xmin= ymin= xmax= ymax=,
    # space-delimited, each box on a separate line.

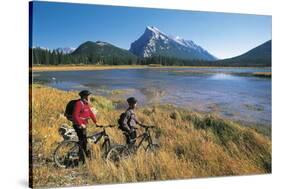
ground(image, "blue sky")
xmin=31 ymin=1 xmax=271 ymax=59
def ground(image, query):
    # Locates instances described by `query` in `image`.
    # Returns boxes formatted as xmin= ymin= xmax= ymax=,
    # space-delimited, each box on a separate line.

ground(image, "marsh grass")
xmin=30 ymin=84 xmax=271 ymax=188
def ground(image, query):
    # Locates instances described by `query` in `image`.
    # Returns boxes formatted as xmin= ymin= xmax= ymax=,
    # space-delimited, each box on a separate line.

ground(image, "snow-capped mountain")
xmin=32 ymin=46 xmax=76 ymax=54
xmin=32 ymin=46 xmax=50 ymax=51
xmin=55 ymin=47 xmax=76 ymax=54
xmin=129 ymin=26 xmax=217 ymax=61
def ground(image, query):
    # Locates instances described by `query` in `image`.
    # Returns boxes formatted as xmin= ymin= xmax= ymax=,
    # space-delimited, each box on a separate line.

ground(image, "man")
xmin=119 ymin=97 xmax=143 ymax=147
xmin=72 ymin=90 xmax=98 ymax=159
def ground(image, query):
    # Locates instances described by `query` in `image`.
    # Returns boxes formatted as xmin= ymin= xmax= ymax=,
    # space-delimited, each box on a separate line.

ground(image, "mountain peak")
xmin=146 ymin=26 xmax=164 ymax=34
xmin=72 ymin=40 xmax=136 ymax=60
xmin=96 ymin=41 xmax=110 ymax=46
xmin=130 ymin=26 xmax=217 ymax=61
xmin=144 ymin=26 xmax=168 ymax=41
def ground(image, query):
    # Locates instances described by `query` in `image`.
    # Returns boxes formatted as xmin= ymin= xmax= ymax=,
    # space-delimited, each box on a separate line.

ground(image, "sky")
xmin=30 ymin=1 xmax=271 ymax=59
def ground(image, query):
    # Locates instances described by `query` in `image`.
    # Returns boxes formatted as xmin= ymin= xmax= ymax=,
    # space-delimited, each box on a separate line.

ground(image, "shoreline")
xmin=31 ymin=84 xmax=271 ymax=136
xmin=31 ymin=64 xmax=272 ymax=72
xmin=31 ymin=84 xmax=271 ymax=187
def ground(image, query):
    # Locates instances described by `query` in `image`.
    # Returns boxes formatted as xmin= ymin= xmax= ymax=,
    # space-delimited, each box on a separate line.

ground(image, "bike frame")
xmin=134 ymin=127 xmax=153 ymax=150
xmin=87 ymin=127 xmax=111 ymax=153
xmin=54 ymin=125 xmax=115 ymax=168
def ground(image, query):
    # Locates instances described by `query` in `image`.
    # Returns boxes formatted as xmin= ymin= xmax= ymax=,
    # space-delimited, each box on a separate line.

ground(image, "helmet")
xmin=79 ymin=90 xmax=92 ymax=97
xmin=127 ymin=97 xmax=137 ymax=104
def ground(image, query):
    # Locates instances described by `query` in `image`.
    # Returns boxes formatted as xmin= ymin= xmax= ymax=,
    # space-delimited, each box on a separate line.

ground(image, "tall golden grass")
xmin=30 ymin=84 xmax=271 ymax=188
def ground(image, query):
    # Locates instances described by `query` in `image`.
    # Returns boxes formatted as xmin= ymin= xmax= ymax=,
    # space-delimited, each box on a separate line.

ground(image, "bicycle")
xmin=54 ymin=124 xmax=115 ymax=168
xmin=106 ymin=125 xmax=160 ymax=162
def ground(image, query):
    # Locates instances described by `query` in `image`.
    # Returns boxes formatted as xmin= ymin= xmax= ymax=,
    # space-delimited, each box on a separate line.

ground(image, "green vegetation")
xmin=215 ymin=40 xmax=271 ymax=67
xmin=31 ymin=47 xmax=215 ymax=66
xmin=31 ymin=40 xmax=271 ymax=67
xmin=30 ymin=84 xmax=271 ymax=187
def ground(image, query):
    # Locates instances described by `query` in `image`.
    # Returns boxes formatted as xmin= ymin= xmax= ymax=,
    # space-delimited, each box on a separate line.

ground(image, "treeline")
xmin=30 ymin=48 xmax=270 ymax=67
xmin=141 ymin=56 xmax=214 ymax=66
xmin=31 ymin=48 xmax=137 ymax=65
xmin=31 ymin=48 xmax=74 ymax=65
xmin=31 ymin=47 xmax=213 ymax=66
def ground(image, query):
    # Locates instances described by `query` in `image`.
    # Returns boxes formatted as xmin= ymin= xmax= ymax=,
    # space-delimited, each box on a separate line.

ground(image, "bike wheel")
xmin=106 ymin=145 xmax=130 ymax=163
xmin=54 ymin=140 xmax=85 ymax=168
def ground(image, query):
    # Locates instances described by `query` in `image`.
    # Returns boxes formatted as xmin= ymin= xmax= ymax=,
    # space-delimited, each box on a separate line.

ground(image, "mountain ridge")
xmin=129 ymin=26 xmax=217 ymax=61
xmin=215 ymin=40 xmax=271 ymax=66
xmin=72 ymin=40 xmax=136 ymax=58
xmin=32 ymin=27 xmax=271 ymax=67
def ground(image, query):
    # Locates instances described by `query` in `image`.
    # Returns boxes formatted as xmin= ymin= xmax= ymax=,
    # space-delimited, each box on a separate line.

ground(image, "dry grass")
xmin=252 ymin=72 xmax=272 ymax=78
xmin=30 ymin=84 xmax=271 ymax=188
xmin=31 ymin=65 xmax=268 ymax=72
xmin=31 ymin=65 xmax=150 ymax=72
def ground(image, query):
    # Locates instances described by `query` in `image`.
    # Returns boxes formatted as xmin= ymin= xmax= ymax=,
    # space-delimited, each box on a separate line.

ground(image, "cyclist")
xmin=118 ymin=97 xmax=143 ymax=147
xmin=72 ymin=90 xmax=98 ymax=159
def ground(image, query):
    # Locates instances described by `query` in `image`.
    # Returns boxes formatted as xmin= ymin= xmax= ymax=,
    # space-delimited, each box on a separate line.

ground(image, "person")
xmin=119 ymin=97 xmax=143 ymax=147
xmin=72 ymin=90 xmax=98 ymax=159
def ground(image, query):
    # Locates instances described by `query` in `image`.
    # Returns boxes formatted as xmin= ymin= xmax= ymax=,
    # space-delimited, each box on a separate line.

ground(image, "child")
xmin=118 ymin=97 xmax=143 ymax=146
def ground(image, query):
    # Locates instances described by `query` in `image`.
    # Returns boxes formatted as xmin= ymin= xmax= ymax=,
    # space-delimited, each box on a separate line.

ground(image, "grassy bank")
xmin=30 ymin=84 xmax=271 ymax=188
xmin=252 ymin=72 xmax=272 ymax=78
xmin=31 ymin=65 xmax=150 ymax=72
xmin=31 ymin=64 xmax=271 ymax=72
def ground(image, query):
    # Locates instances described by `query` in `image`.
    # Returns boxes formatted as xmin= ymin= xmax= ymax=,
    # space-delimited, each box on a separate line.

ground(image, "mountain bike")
xmin=106 ymin=125 xmax=160 ymax=162
xmin=54 ymin=124 xmax=115 ymax=168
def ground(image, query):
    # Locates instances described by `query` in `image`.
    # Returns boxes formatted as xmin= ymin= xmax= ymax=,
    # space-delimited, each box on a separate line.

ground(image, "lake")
xmin=32 ymin=67 xmax=271 ymax=126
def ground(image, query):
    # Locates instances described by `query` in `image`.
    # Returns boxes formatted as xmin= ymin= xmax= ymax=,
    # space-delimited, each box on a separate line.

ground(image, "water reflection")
xmin=208 ymin=73 xmax=241 ymax=80
xmin=33 ymin=68 xmax=271 ymax=126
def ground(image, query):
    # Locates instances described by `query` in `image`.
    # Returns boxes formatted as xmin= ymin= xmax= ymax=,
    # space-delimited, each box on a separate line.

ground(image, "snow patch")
xmin=129 ymin=26 xmax=217 ymax=60
xmin=96 ymin=41 xmax=108 ymax=46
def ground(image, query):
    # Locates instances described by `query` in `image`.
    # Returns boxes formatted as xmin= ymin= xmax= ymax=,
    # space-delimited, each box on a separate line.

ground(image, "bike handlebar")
xmin=95 ymin=124 xmax=155 ymax=130
xmin=129 ymin=125 xmax=156 ymax=131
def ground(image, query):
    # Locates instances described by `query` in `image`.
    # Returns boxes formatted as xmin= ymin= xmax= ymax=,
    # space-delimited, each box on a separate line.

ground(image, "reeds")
xmin=31 ymin=84 xmax=271 ymax=187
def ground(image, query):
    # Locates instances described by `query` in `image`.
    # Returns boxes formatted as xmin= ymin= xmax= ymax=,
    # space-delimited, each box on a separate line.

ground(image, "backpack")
xmin=64 ymin=99 xmax=83 ymax=121
xmin=118 ymin=112 xmax=131 ymax=131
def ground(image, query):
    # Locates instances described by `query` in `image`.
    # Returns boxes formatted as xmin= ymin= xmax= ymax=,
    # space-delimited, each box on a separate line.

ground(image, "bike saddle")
xmin=90 ymin=131 xmax=103 ymax=143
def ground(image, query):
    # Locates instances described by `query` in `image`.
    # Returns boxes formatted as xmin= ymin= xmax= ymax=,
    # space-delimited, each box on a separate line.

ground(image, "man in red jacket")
xmin=72 ymin=90 xmax=98 ymax=159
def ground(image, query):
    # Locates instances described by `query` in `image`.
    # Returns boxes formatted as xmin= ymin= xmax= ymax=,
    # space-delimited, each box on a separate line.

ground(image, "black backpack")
xmin=64 ymin=99 xmax=81 ymax=121
xmin=118 ymin=112 xmax=126 ymax=127
xmin=118 ymin=112 xmax=131 ymax=131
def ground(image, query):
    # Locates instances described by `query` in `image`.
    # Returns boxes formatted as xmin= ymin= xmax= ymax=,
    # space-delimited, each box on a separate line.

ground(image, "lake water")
xmin=32 ymin=67 xmax=271 ymax=126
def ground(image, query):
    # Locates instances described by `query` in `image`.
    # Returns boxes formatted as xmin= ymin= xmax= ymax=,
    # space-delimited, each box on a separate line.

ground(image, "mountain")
xmin=72 ymin=41 xmax=136 ymax=59
xmin=32 ymin=46 xmax=75 ymax=54
xmin=129 ymin=26 xmax=217 ymax=61
xmin=216 ymin=40 xmax=271 ymax=66
xmin=32 ymin=46 xmax=50 ymax=51
xmin=55 ymin=47 xmax=76 ymax=54
xmin=71 ymin=41 xmax=137 ymax=65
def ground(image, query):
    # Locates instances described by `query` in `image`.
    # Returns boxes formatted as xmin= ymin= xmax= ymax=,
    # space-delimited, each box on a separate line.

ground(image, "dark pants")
xmin=73 ymin=125 xmax=88 ymax=159
xmin=124 ymin=130 xmax=137 ymax=146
